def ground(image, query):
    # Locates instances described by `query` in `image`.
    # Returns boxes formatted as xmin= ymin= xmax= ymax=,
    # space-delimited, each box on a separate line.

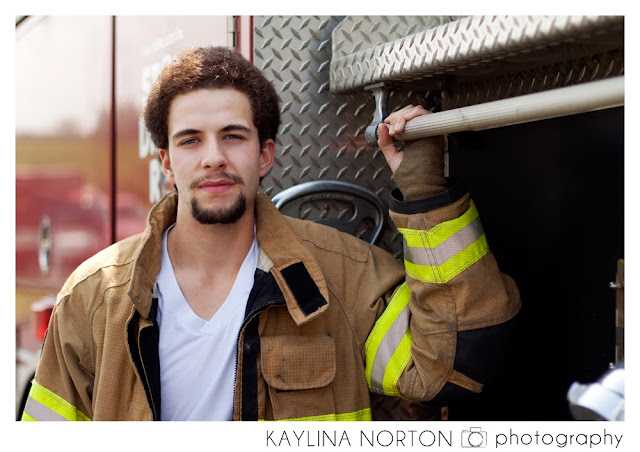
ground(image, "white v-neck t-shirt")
xmin=156 ymin=224 xmax=259 ymax=421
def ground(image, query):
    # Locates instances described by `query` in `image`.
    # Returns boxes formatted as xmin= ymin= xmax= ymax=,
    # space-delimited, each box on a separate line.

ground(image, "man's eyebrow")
xmin=170 ymin=124 xmax=252 ymax=141
xmin=221 ymin=124 xmax=252 ymax=133
xmin=171 ymin=128 xmax=201 ymax=141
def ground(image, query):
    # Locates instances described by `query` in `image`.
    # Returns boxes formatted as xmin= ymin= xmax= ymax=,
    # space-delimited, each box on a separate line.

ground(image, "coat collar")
xmin=127 ymin=191 xmax=177 ymax=319
xmin=128 ymin=191 xmax=329 ymax=325
xmin=255 ymin=193 xmax=330 ymax=325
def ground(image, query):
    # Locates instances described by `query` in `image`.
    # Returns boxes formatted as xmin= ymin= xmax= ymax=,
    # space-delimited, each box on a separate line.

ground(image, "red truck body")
xmin=15 ymin=15 xmax=250 ymax=417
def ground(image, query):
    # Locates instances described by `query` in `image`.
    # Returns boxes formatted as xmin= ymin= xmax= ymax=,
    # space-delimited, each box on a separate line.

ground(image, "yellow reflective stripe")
xmin=260 ymin=408 xmax=372 ymax=421
xmin=21 ymin=412 xmax=36 ymax=422
xmin=365 ymin=283 xmax=412 ymax=395
xmin=404 ymin=216 xmax=484 ymax=267
xmin=403 ymin=234 xmax=488 ymax=283
xmin=398 ymin=200 xmax=480 ymax=248
xmin=25 ymin=380 xmax=91 ymax=421
xmin=398 ymin=201 xmax=489 ymax=284
xmin=380 ymin=329 xmax=412 ymax=397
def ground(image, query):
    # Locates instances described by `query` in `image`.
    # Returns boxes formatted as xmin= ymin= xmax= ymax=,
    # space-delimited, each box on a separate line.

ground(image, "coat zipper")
xmin=232 ymin=298 xmax=284 ymax=420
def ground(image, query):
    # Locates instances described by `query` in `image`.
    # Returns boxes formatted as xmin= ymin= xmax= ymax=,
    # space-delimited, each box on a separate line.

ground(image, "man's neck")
xmin=165 ymin=203 xmax=257 ymax=320
xmin=169 ymin=208 xmax=256 ymax=269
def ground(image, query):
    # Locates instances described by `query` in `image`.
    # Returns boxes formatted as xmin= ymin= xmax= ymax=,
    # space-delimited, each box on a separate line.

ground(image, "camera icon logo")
xmin=461 ymin=427 xmax=488 ymax=448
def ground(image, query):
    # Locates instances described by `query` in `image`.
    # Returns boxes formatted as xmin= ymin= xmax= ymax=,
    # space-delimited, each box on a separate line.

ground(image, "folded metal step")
xmin=330 ymin=15 xmax=624 ymax=96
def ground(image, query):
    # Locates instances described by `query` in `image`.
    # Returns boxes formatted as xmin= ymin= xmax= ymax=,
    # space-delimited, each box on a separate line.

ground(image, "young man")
xmin=22 ymin=46 xmax=520 ymax=421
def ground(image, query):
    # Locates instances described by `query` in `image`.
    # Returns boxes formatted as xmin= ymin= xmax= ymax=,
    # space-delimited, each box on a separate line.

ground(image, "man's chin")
xmin=190 ymin=194 xmax=247 ymax=225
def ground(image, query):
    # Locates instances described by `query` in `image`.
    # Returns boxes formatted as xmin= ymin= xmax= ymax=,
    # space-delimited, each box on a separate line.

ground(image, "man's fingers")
xmin=384 ymin=105 xmax=432 ymax=136
xmin=403 ymin=105 xmax=431 ymax=121
xmin=378 ymin=104 xmax=440 ymax=174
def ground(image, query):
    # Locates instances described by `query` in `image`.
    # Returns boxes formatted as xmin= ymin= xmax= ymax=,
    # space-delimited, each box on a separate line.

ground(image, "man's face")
xmin=159 ymin=88 xmax=275 ymax=225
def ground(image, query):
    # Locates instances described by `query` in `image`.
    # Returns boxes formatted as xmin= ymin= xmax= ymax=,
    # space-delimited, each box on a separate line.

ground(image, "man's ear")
xmin=159 ymin=149 xmax=174 ymax=184
xmin=259 ymin=139 xmax=276 ymax=178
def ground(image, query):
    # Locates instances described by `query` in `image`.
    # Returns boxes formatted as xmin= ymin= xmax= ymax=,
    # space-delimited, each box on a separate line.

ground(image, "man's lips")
xmin=197 ymin=180 xmax=235 ymax=192
xmin=190 ymin=174 xmax=244 ymax=193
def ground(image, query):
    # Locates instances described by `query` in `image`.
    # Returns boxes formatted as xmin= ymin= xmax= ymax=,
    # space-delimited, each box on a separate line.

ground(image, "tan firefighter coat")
xmin=22 ymin=186 xmax=520 ymax=421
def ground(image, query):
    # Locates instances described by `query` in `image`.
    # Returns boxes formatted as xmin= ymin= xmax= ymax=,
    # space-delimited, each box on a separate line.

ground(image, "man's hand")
xmin=377 ymin=104 xmax=446 ymax=200
xmin=377 ymin=104 xmax=433 ymax=174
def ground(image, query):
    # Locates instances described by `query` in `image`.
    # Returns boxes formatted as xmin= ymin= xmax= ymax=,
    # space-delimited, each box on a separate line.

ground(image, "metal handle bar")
xmin=379 ymin=76 xmax=624 ymax=142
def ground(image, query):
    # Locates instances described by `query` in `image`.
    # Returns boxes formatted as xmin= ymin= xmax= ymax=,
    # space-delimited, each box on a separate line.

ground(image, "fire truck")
xmin=15 ymin=15 xmax=624 ymax=421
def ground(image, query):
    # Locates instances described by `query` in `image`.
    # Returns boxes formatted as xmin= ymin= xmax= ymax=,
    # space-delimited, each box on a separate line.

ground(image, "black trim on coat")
xmin=389 ymin=179 xmax=467 ymax=215
xmin=240 ymin=269 xmax=287 ymax=421
xmin=240 ymin=316 xmax=260 ymax=420
xmin=140 ymin=299 xmax=162 ymax=419
xmin=244 ymin=269 xmax=286 ymax=317
xmin=126 ymin=301 xmax=161 ymax=421
xmin=430 ymin=314 xmax=519 ymax=405
xmin=280 ymin=262 xmax=327 ymax=316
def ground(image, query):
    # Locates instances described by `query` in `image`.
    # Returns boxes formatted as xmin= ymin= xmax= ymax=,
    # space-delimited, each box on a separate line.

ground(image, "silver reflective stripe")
xmin=369 ymin=303 xmax=411 ymax=393
xmin=24 ymin=395 xmax=68 ymax=421
xmin=404 ymin=216 xmax=484 ymax=266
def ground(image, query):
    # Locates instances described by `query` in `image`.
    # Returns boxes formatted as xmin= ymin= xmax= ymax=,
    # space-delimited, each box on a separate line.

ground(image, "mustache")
xmin=189 ymin=172 xmax=244 ymax=190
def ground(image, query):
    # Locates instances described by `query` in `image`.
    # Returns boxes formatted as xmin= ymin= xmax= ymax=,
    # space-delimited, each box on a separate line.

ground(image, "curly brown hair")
xmin=143 ymin=46 xmax=281 ymax=150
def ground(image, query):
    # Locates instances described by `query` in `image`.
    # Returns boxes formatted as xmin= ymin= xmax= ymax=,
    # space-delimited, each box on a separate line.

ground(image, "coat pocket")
xmin=261 ymin=335 xmax=336 ymax=420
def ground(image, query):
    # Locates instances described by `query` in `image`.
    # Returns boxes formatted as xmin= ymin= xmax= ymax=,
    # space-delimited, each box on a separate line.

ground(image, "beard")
xmin=187 ymin=172 xmax=248 ymax=225
xmin=190 ymin=192 xmax=247 ymax=225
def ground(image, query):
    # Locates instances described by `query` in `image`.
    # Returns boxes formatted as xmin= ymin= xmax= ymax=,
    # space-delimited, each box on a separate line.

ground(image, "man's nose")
xmin=201 ymin=139 xmax=227 ymax=169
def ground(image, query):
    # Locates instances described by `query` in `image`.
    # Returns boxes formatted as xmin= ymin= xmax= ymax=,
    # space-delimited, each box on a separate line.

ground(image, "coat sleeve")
xmin=363 ymin=182 xmax=521 ymax=403
xmin=21 ymin=290 xmax=95 ymax=421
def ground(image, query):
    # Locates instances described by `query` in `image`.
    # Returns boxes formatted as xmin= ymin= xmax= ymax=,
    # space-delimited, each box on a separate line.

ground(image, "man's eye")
xmin=225 ymin=134 xmax=243 ymax=140
xmin=181 ymin=138 xmax=199 ymax=146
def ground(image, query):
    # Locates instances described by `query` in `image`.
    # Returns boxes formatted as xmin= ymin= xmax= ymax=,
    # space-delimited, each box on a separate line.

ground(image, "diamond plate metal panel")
xmin=332 ymin=16 xmax=462 ymax=58
xmin=330 ymin=15 xmax=624 ymax=94
xmin=255 ymin=16 xmax=438 ymax=260
xmin=442 ymin=48 xmax=624 ymax=109
xmin=254 ymin=15 xmax=440 ymax=421
xmin=254 ymin=14 xmax=623 ymax=423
